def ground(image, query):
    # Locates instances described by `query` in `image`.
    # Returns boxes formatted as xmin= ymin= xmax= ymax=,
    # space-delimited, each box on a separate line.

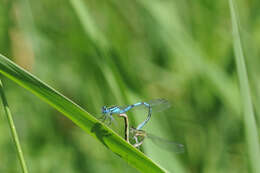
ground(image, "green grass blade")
xmin=0 ymin=53 xmax=167 ymax=173
xmin=229 ymin=1 xmax=260 ymax=172
xmin=0 ymin=79 xmax=29 ymax=173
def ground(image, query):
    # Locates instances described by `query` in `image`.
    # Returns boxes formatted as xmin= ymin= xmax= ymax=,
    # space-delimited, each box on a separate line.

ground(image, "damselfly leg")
xmin=98 ymin=113 xmax=115 ymax=126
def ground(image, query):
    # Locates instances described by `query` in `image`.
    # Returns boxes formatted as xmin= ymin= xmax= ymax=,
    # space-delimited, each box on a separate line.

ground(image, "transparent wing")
xmin=147 ymin=99 xmax=171 ymax=112
xmin=146 ymin=133 xmax=185 ymax=153
xmin=120 ymin=98 xmax=171 ymax=113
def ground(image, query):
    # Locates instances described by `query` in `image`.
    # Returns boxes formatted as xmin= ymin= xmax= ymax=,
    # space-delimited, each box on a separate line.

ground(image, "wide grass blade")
xmin=0 ymin=53 xmax=167 ymax=173
xmin=0 ymin=79 xmax=28 ymax=173
xmin=229 ymin=1 xmax=260 ymax=172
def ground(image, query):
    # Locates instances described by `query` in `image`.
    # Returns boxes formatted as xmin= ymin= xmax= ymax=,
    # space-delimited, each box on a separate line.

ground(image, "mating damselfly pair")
xmin=100 ymin=99 xmax=184 ymax=153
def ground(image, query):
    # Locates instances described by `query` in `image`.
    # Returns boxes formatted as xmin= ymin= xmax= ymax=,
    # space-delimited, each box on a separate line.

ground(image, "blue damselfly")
xmin=101 ymin=99 xmax=171 ymax=129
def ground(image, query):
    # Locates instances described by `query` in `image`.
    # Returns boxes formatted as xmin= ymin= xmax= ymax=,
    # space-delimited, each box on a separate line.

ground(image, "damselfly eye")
xmin=102 ymin=106 xmax=107 ymax=113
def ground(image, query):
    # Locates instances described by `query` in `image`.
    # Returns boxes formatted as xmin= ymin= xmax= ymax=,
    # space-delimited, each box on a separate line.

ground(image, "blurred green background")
xmin=0 ymin=0 xmax=259 ymax=172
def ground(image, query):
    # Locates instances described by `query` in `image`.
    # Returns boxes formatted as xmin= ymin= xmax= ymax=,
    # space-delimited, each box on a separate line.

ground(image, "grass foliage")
xmin=0 ymin=53 xmax=166 ymax=173
xmin=0 ymin=0 xmax=259 ymax=172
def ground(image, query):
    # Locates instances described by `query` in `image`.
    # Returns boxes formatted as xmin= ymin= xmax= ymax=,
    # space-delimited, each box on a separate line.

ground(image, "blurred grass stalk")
xmin=69 ymin=0 xmax=129 ymax=104
xmin=229 ymin=0 xmax=260 ymax=172
xmin=0 ymin=79 xmax=28 ymax=173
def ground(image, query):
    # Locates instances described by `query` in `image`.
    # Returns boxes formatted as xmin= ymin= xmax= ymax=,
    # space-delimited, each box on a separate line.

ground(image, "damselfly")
xmin=101 ymin=99 xmax=171 ymax=129
xmin=130 ymin=127 xmax=185 ymax=153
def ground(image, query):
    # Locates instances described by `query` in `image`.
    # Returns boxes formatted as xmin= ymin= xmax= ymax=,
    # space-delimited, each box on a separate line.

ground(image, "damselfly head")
xmin=102 ymin=106 xmax=108 ymax=114
xmin=130 ymin=127 xmax=146 ymax=137
xmin=129 ymin=127 xmax=137 ymax=134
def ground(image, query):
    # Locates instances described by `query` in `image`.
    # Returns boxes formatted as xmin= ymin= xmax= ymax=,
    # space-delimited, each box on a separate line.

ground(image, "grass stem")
xmin=0 ymin=79 xmax=28 ymax=173
xmin=229 ymin=1 xmax=260 ymax=172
